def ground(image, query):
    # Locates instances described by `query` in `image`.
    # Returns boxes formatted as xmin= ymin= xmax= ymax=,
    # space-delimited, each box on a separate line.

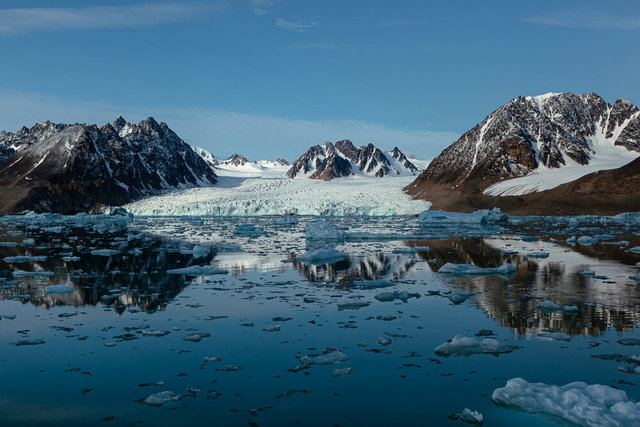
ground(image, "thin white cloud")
xmin=0 ymin=3 xmax=214 ymax=35
xmin=275 ymin=17 xmax=317 ymax=32
xmin=250 ymin=0 xmax=282 ymax=16
xmin=0 ymin=90 xmax=457 ymax=161
xmin=378 ymin=18 xmax=429 ymax=27
xmin=528 ymin=9 xmax=640 ymax=30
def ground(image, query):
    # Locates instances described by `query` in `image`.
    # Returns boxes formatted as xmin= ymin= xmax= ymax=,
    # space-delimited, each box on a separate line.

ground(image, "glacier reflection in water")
xmin=0 ymin=213 xmax=640 ymax=426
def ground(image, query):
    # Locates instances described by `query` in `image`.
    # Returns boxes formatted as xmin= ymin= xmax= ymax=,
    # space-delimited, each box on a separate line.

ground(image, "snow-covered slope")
xmin=191 ymin=146 xmax=290 ymax=178
xmin=124 ymin=175 xmax=430 ymax=216
xmin=409 ymin=92 xmax=640 ymax=196
xmin=286 ymin=140 xmax=419 ymax=180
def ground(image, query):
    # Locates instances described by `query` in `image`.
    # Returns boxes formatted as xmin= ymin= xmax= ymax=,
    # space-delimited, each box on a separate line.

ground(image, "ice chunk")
xmin=337 ymin=302 xmax=370 ymax=311
xmin=13 ymin=269 xmax=54 ymax=277
xmin=45 ymin=284 xmax=74 ymax=294
xmin=167 ymin=265 xmax=228 ymax=275
xmin=492 ymin=377 xmax=640 ymax=426
xmin=434 ymin=335 xmax=514 ymax=357
xmin=538 ymin=332 xmax=571 ymax=341
xmin=453 ymin=408 xmax=484 ymax=424
xmin=142 ymin=330 xmax=170 ymax=337
xmin=263 ymin=324 xmax=281 ymax=332
xmin=527 ymin=251 xmax=550 ymax=259
xmin=203 ymin=356 xmax=221 ymax=363
xmin=374 ymin=291 xmax=420 ymax=302
xmin=536 ymin=300 xmax=579 ymax=313
xmin=629 ymin=247 xmax=640 ymax=254
xmin=179 ymin=245 xmax=210 ymax=258
xmin=3 ymin=255 xmax=48 ymax=263
xmin=447 ymin=291 xmax=475 ymax=304
xmin=301 ymin=349 xmax=349 ymax=365
xmin=578 ymin=236 xmax=599 ymax=245
xmin=438 ymin=263 xmax=515 ymax=276
xmin=90 ymin=249 xmax=120 ymax=256
xmin=12 ymin=339 xmax=45 ymax=346
xmin=305 ymin=221 xmax=344 ymax=240
xmin=296 ymin=248 xmax=345 ymax=265
xmin=392 ymin=246 xmax=431 ymax=254
xmin=352 ymin=279 xmax=394 ymax=289
xmin=183 ymin=332 xmax=211 ymax=342
xmin=143 ymin=391 xmax=183 ymax=407
xmin=419 ymin=208 xmax=507 ymax=225
xmin=333 ymin=367 xmax=353 ymax=377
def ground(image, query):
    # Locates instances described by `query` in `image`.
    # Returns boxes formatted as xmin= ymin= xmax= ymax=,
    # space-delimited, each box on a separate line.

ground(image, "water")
xmin=1 ymin=213 xmax=640 ymax=426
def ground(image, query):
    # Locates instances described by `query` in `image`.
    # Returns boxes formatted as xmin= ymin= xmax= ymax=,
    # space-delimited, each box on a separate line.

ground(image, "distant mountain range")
xmin=286 ymin=139 xmax=418 ymax=180
xmin=406 ymin=92 xmax=640 ymax=214
xmin=0 ymin=117 xmax=216 ymax=214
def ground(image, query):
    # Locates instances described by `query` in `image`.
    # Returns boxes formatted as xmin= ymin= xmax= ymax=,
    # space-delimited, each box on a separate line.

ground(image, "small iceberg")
xmin=45 ymin=285 xmax=74 ymax=294
xmin=374 ymin=291 xmax=420 ymax=302
xmin=301 ymin=349 xmax=349 ymax=365
xmin=438 ymin=263 xmax=515 ymax=276
xmin=536 ymin=300 xmax=579 ymax=313
xmin=305 ymin=221 xmax=344 ymax=240
xmin=492 ymin=377 xmax=640 ymax=426
xmin=143 ymin=391 xmax=183 ymax=407
xmin=434 ymin=335 xmax=515 ymax=357
xmin=297 ymin=248 xmax=345 ymax=265
xmin=90 ymin=249 xmax=121 ymax=256
xmin=419 ymin=208 xmax=508 ymax=225
xmin=167 ymin=266 xmax=228 ymax=276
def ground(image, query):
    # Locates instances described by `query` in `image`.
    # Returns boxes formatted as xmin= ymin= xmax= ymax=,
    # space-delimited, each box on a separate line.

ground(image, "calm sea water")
xmin=1 ymin=214 xmax=639 ymax=426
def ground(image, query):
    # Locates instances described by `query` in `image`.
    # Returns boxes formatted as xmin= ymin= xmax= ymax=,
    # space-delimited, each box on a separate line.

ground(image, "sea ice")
xmin=12 ymin=269 xmax=53 ymax=277
xmin=538 ymin=332 xmax=571 ymax=341
xmin=296 ymin=248 xmax=345 ymax=265
xmin=536 ymin=300 xmax=579 ymax=313
xmin=183 ymin=332 xmax=211 ymax=342
xmin=352 ymin=279 xmax=394 ymax=289
xmin=179 ymin=245 xmax=210 ymax=258
xmin=90 ymin=249 xmax=121 ymax=256
xmin=492 ymin=377 xmax=640 ymax=426
xmin=166 ymin=265 xmax=228 ymax=275
xmin=447 ymin=292 xmax=475 ymax=305
xmin=3 ymin=255 xmax=48 ymax=263
xmin=301 ymin=349 xmax=350 ymax=365
xmin=434 ymin=335 xmax=515 ymax=357
xmin=454 ymin=408 xmax=484 ymax=424
xmin=143 ymin=391 xmax=183 ymax=407
xmin=305 ymin=221 xmax=344 ymax=240
xmin=45 ymin=285 xmax=74 ymax=294
xmin=374 ymin=291 xmax=420 ymax=302
xmin=527 ymin=251 xmax=550 ymax=258
xmin=419 ymin=208 xmax=508 ymax=225
xmin=333 ymin=367 xmax=353 ymax=377
xmin=438 ymin=263 xmax=515 ymax=276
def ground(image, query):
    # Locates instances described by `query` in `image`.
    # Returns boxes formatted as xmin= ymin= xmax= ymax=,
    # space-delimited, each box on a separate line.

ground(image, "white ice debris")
xmin=538 ymin=332 xmax=571 ymax=341
xmin=3 ymin=255 xmax=47 ymax=263
xmin=374 ymin=290 xmax=420 ymax=302
xmin=301 ymin=349 xmax=350 ymax=365
xmin=527 ymin=251 xmax=550 ymax=258
xmin=179 ymin=245 xmax=210 ymax=258
xmin=143 ymin=391 xmax=183 ymax=407
xmin=90 ymin=249 xmax=120 ymax=256
xmin=296 ymin=248 xmax=345 ymax=265
xmin=434 ymin=335 xmax=515 ymax=357
xmin=352 ymin=279 xmax=395 ymax=289
xmin=305 ymin=221 xmax=344 ymax=240
xmin=455 ymin=408 xmax=484 ymax=424
xmin=12 ymin=269 xmax=53 ymax=277
xmin=536 ymin=300 xmax=579 ymax=313
xmin=183 ymin=331 xmax=211 ymax=342
xmin=166 ymin=265 xmax=228 ymax=275
xmin=333 ymin=367 xmax=353 ymax=377
xmin=419 ymin=208 xmax=508 ymax=225
xmin=45 ymin=284 xmax=74 ymax=294
xmin=492 ymin=378 xmax=640 ymax=426
xmin=447 ymin=291 xmax=475 ymax=304
xmin=438 ymin=263 xmax=515 ymax=276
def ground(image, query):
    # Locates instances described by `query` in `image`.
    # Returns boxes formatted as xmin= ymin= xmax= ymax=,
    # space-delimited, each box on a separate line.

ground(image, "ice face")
xmin=492 ymin=378 xmax=640 ymax=426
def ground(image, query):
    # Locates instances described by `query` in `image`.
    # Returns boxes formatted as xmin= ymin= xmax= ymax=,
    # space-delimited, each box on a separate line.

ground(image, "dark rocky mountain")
xmin=286 ymin=139 xmax=419 ymax=180
xmin=406 ymin=92 xmax=640 ymax=214
xmin=0 ymin=117 xmax=217 ymax=214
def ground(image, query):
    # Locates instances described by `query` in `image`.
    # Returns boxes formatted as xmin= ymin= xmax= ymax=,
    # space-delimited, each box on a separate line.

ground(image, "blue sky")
xmin=0 ymin=1 xmax=639 ymax=160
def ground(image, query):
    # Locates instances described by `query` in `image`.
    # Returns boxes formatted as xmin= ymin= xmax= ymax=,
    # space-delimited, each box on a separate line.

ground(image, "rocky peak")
xmin=225 ymin=153 xmax=248 ymax=167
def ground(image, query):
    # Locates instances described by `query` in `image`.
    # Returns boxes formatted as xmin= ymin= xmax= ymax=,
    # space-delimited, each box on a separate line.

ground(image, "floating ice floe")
xmin=374 ymin=290 xmax=420 ymax=302
xmin=296 ymin=248 xmax=345 ymax=265
xmin=305 ymin=221 xmax=344 ymax=240
xmin=452 ymin=408 xmax=484 ymax=424
xmin=419 ymin=208 xmax=508 ymax=226
xmin=536 ymin=300 xmax=579 ymax=313
xmin=12 ymin=269 xmax=54 ymax=277
xmin=143 ymin=391 xmax=183 ymax=407
xmin=333 ymin=367 xmax=353 ymax=377
xmin=392 ymin=246 xmax=431 ymax=254
xmin=12 ymin=339 xmax=45 ymax=346
xmin=492 ymin=377 xmax=640 ymax=426
xmin=62 ymin=256 xmax=81 ymax=262
xmin=90 ymin=249 xmax=121 ymax=256
xmin=527 ymin=251 xmax=550 ymax=259
xmin=166 ymin=265 xmax=228 ymax=276
xmin=434 ymin=335 xmax=515 ymax=357
xmin=578 ymin=236 xmax=600 ymax=245
xmin=438 ymin=263 xmax=515 ymax=276
xmin=142 ymin=330 xmax=170 ymax=337
xmin=352 ymin=279 xmax=394 ymax=289
xmin=629 ymin=247 xmax=640 ymax=254
xmin=179 ymin=245 xmax=210 ymax=258
xmin=337 ymin=301 xmax=370 ymax=311
xmin=538 ymin=332 xmax=571 ymax=341
xmin=301 ymin=349 xmax=350 ymax=365
xmin=3 ymin=255 xmax=48 ymax=263
xmin=447 ymin=292 xmax=475 ymax=305
xmin=183 ymin=332 xmax=211 ymax=342
xmin=45 ymin=285 xmax=74 ymax=294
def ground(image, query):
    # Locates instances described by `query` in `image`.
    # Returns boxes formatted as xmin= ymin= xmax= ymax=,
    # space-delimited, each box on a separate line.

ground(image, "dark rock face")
xmin=408 ymin=92 xmax=640 ymax=195
xmin=0 ymin=117 xmax=217 ymax=214
xmin=224 ymin=153 xmax=248 ymax=167
xmin=286 ymin=140 xmax=418 ymax=180
xmin=275 ymin=158 xmax=289 ymax=166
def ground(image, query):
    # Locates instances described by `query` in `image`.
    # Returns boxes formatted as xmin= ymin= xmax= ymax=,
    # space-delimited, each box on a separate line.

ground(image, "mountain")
xmin=286 ymin=139 xmax=419 ymax=180
xmin=191 ymin=147 xmax=290 ymax=178
xmin=406 ymin=92 xmax=640 ymax=213
xmin=0 ymin=117 xmax=217 ymax=214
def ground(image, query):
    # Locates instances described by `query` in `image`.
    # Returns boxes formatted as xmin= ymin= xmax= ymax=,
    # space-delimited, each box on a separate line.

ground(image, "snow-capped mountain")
xmin=407 ymin=92 xmax=640 ymax=198
xmin=191 ymin=146 xmax=290 ymax=178
xmin=286 ymin=140 xmax=419 ymax=180
xmin=0 ymin=117 xmax=217 ymax=214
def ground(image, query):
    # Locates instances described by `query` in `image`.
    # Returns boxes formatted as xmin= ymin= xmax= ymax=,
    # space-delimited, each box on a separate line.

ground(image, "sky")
xmin=0 ymin=0 xmax=639 ymax=161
